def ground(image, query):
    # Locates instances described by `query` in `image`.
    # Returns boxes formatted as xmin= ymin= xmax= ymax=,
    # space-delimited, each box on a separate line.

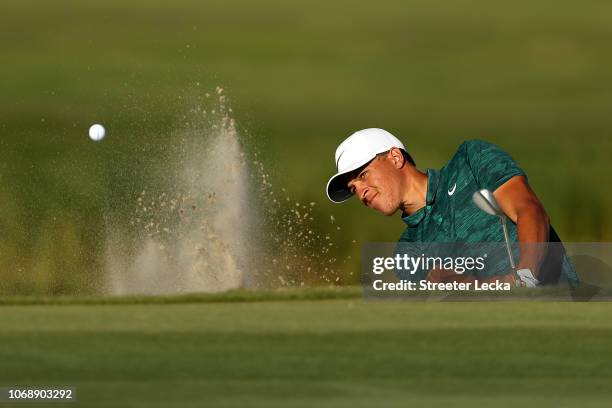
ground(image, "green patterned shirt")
xmin=397 ymin=140 xmax=578 ymax=284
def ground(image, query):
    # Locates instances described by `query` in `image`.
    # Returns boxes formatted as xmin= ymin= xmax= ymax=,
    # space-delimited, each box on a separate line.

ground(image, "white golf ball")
xmin=88 ymin=124 xmax=106 ymax=141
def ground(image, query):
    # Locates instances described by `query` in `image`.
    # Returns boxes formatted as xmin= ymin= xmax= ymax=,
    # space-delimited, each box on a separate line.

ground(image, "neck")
xmin=400 ymin=168 xmax=428 ymax=216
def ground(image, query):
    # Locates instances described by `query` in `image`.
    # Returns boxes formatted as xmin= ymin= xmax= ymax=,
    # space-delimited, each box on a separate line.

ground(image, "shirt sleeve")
xmin=463 ymin=140 xmax=526 ymax=191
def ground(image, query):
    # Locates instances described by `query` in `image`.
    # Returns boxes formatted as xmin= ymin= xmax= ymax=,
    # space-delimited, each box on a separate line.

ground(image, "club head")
xmin=472 ymin=189 xmax=503 ymax=216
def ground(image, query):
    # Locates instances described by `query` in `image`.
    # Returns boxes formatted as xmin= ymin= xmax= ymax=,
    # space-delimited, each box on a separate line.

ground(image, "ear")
xmin=388 ymin=147 xmax=405 ymax=169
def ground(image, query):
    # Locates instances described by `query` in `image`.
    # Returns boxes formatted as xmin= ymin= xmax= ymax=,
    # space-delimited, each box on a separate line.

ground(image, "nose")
xmin=353 ymin=183 xmax=368 ymax=202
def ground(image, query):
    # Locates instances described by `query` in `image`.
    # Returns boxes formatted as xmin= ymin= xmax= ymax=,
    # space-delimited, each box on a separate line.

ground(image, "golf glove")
xmin=516 ymin=268 xmax=538 ymax=288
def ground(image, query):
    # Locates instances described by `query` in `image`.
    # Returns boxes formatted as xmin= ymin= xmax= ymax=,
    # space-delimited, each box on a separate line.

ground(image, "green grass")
xmin=2 ymin=284 xmax=610 ymax=305
xmin=1 ymin=0 xmax=611 ymax=291
xmin=0 ymin=286 xmax=362 ymax=305
xmin=1 ymin=295 xmax=612 ymax=407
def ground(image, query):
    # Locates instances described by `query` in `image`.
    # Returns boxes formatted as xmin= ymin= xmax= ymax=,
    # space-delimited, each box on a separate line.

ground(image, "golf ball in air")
xmin=88 ymin=124 xmax=106 ymax=141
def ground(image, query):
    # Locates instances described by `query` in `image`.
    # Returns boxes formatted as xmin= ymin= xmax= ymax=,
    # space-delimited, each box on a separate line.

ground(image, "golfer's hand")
xmin=496 ymin=271 xmax=519 ymax=286
xmin=495 ymin=270 xmax=539 ymax=287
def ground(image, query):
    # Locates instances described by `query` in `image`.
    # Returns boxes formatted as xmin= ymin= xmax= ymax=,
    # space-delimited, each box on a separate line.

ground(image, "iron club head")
xmin=472 ymin=189 xmax=503 ymax=217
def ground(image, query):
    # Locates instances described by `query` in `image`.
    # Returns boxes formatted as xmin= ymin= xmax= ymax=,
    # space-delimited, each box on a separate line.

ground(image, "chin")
xmin=374 ymin=205 xmax=398 ymax=216
xmin=381 ymin=208 xmax=398 ymax=216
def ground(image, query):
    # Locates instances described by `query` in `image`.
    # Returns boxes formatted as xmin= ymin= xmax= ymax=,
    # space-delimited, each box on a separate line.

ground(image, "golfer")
xmin=326 ymin=128 xmax=578 ymax=286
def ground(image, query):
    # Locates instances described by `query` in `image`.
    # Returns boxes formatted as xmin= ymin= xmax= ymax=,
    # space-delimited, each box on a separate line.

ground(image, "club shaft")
xmin=500 ymin=216 xmax=516 ymax=269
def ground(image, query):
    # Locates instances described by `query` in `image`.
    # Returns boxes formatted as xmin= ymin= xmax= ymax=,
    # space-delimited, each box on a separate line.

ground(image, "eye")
xmin=359 ymin=171 xmax=368 ymax=180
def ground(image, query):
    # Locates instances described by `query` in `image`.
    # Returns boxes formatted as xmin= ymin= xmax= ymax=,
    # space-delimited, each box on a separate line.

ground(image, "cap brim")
xmin=326 ymin=173 xmax=353 ymax=203
xmin=326 ymin=159 xmax=372 ymax=203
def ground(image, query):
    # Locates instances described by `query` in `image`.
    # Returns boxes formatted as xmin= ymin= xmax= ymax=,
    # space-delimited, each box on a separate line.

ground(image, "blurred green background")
xmin=2 ymin=0 xmax=611 ymax=294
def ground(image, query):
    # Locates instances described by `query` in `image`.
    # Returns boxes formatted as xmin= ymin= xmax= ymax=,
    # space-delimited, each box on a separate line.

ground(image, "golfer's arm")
xmin=494 ymin=176 xmax=549 ymax=277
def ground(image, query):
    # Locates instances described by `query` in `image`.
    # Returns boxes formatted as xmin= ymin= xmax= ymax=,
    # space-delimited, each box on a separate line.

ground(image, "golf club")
xmin=472 ymin=189 xmax=519 ymax=286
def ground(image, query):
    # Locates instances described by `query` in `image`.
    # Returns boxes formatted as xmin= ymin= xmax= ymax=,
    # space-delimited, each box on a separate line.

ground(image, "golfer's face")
xmin=347 ymin=157 xmax=400 ymax=215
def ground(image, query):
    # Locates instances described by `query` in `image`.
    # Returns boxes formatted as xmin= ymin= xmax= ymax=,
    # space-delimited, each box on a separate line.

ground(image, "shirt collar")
xmin=401 ymin=168 xmax=440 ymax=227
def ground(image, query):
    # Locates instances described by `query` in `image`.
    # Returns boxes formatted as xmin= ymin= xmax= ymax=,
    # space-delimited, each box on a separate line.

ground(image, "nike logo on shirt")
xmin=448 ymin=183 xmax=457 ymax=196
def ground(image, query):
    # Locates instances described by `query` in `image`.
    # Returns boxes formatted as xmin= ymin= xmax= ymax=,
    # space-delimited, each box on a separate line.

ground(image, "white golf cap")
xmin=326 ymin=128 xmax=406 ymax=203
